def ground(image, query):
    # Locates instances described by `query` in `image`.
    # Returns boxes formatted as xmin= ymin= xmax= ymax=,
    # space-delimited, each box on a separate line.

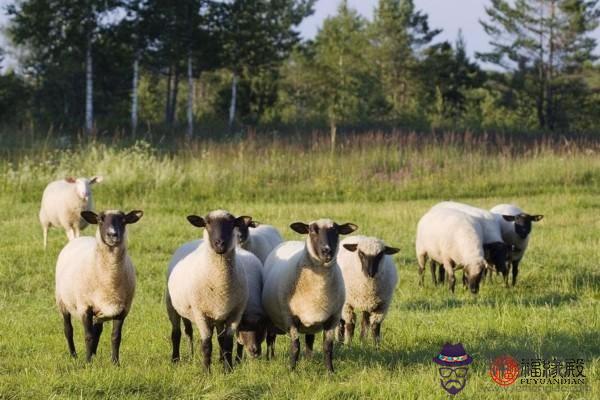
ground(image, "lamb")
xmin=55 ymin=209 xmax=143 ymax=364
xmin=336 ymin=236 xmax=399 ymax=346
xmin=237 ymin=221 xmax=284 ymax=263
xmin=416 ymin=207 xmax=489 ymax=294
xmin=490 ymin=204 xmax=543 ymax=286
xmin=166 ymin=238 xmax=266 ymax=361
xmin=165 ymin=210 xmax=251 ymax=371
xmin=40 ymin=176 xmax=103 ymax=249
xmin=262 ymin=219 xmax=358 ymax=372
xmin=432 ymin=201 xmax=511 ymax=283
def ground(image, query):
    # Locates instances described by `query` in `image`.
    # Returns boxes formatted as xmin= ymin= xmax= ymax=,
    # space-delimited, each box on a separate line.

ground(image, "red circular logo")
xmin=489 ymin=355 xmax=520 ymax=386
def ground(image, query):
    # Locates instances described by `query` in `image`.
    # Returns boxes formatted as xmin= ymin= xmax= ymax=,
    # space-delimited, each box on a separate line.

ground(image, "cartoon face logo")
xmin=433 ymin=343 xmax=473 ymax=395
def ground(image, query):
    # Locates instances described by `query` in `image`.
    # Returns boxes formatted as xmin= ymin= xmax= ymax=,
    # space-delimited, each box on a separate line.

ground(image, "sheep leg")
xmin=197 ymin=318 xmax=213 ymax=371
xmin=323 ymin=317 xmax=337 ymax=373
xmin=236 ymin=341 xmax=244 ymax=363
xmin=443 ymin=262 xmax=456 ymax=293
xmin=371 ymin=322 xmax=382 ymax=346
xmin=266 ymin=329 xmax=277 ymax=360
xmin=430 ymin=260 xmax=438 ymax=285
xmin=217 ymin=325 xmax=234 ymax=372
xmin=73 ymin=226 xmax=80 ymax=239
xmin=66 ymin=228 xmax=75 ymax=241
xmin=91 ymin=322 xmax=103 ymax=355
xmin=439 ymin=264 xmax=445 ymax=283
xmin=166 ymin=296 xmax=182 ymax=362
xmin=43 ymin=225 xmax=49 ymax=250
xmin=336 ymin=319 xmax=345 ymax=343
xmin=305 ymin=334 xmax=315 ymax=358
xmin=289 ymin=325 xmax=301 ymax=370
xmin=417 ymin=253 xmax=427 ymax=286
xmin=359 ymin=311 xmax=370 ymax=341
xmin=182 ymin=318 xmax=194 ymax=356
xmin=341 ymin=304 xmax=355 ymax=345
xmin=111 ymin=316 xmax=125 ymax=365
xmin=62 ymin=313 xmax=76 ymax=358
xmin=512 ymin=260 xmax=520 ymax=287
xmin=82 ymin=309 xmax=95 ymax=362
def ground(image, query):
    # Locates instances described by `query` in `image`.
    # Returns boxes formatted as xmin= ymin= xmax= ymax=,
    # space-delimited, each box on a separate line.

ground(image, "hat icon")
xmin=433 ymin=343 xmax=473 ymax=367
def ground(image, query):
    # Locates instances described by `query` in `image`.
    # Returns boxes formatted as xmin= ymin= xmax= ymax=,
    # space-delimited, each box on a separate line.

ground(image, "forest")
xmin=1 ymin=0 xmax=600 ymax=141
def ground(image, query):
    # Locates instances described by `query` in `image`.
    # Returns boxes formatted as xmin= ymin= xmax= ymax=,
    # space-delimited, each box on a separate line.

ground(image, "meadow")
xmin=0 ymin=131 xmax=598 ymax=399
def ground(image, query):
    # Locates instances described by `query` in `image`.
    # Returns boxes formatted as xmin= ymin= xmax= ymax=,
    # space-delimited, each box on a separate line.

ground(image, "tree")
xmin=478 ymin=0 xmax=600 ymax=130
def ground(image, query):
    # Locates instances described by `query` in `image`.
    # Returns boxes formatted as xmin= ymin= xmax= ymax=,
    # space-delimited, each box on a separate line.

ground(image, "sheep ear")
xmin=337 ymin=223 xmax=358 ymax=235
xmin=65 ymin=177 xmax=76 ymax=183
xmin=249 ymin=220 xmax=260 ymax=228
xmin=343 ymin=243 xmax=358 ymax=252
xmin=90 ymin=176 xmax=103 ymax=184
xmin=235 ymin=216 xmax=253 ymax=227
xmin=502 ymin=215 xmax=515 ymax=221
xmin=125 ymin=210 xmax=143 ymax=224
xmin=531 ymin=214 xmax=543 ymax=222
xmin=187 ymin=215 xmax=206 ymax=228
xmin=384 ymin=246 xmax=400 ymax=255
xmin=81 ymin=211 xmax=99 ymax=224
xmin=290 ymin=222 xmax=309 ymax=234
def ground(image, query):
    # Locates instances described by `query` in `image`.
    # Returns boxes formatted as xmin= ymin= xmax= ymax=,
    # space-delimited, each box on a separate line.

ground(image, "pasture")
xmin=0 ymin=133 xmax=598 ymax=399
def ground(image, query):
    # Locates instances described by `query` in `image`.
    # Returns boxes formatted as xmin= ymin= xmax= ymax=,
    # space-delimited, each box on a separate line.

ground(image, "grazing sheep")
xmin=416 ymin=207 xmax=488 ymax=294
xmin=432 ymin=201 xmax=510 ymax=283
xmin=55 ymin=209 xmax=143 ymax=364
xmin=166 ymin=210 xmax=251 ymax=371
xmin=238 ymin=221 xmax=284 ymax=263
xmin=336 ymin=236 xmax=399 ymax=346
xmin=262 ymin=219 xmax=358 ymax=372
xmin=40 ymin=176 xmax=103 ymax=249
xmin=490 ymin=204 xmax=543 ymax=286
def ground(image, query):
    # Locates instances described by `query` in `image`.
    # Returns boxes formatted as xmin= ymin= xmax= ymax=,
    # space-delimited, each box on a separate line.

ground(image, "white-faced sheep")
xmin=166 ymin=210 xmax=251 ymax=371
xmin=432 ymin=201 xmax=511 ymax=284
xmin=490 ymin=204 xmax=543 ymax=286
xmin=261 ymin=219 xmax=357 ymax=372
xmin=166 ymin=238 xmax=266 ymax=362
xmin=55 ymin=209 xmax=143 ymax=363
xmin=237 ymin=222 xmax=284 ymax=263
xmin=337 ymin=236 xmax=399 ymax=345
xmin=40 ymin=176 xmax=103 ymax=249
xmin=416 ymin=207 xmax=489 ymax=294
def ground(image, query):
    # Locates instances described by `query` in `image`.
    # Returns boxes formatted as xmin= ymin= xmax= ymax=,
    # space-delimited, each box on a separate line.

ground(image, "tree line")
xmin=1 ymin=0 xmax=600 ymax=140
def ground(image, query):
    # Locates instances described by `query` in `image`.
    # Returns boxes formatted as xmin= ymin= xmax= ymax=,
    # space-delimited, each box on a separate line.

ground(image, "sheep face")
xmin=343 ymin=239 xmax=399 ymax=278
xmin=81 ymin=209 xmax=143 ymax=247
xmin=464 ymin=261 xmax=486 ymax=294
xmin=75 ymin=176 xmax=102 ymax=201
xmin=237 ymin=317 xmax=267 ymax=358
xmin=236 ymin=219 xmax=259 ymax=246
xmin=483 ymin=242 xmax=511 ymax=275
xmin=502 ymin=213 xmax=544 ymax=239
xmin=187 ymin=210 xmax=252 ymax=255
xmin=290 ymin=219 xmax=358 ymax=264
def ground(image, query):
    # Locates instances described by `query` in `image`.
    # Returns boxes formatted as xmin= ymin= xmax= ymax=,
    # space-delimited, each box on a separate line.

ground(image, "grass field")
xmin=0 ymin=133 xmax=598 ymax=399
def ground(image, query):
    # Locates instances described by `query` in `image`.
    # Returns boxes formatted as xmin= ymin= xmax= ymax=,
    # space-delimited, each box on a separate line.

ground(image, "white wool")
xmin=241 ymin=224 xmax=283 ymax=263
xmin=337 ymin=235 xmax=398 ymax=327
xmin=433 ymin=201 xmax=504 ymax=244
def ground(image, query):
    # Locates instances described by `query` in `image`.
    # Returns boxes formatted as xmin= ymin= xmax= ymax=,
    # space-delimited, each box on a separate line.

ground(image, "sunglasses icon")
xmin=439 ymin=367 xmax=468 ymax=378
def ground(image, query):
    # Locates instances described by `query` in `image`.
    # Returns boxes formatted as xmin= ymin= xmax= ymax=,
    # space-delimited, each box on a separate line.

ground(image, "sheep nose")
xmin=321 ymin=246 xmax=332 ymax=256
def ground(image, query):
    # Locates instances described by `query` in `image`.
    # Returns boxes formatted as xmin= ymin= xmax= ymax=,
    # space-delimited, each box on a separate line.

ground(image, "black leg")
xmin=91 ymin=322 xmax=103 ymax=355
xmin=305 ymin=334 xmax=315 ymax=358
xmin=337 ymin=319 xmax=345 ymax=343
xmin=182 ymin=318 xmax=194 ymax=356
xmin=218 ymin=329 xmax=234 ymax=372
xmin=82 ymin=309 xmax=95 ymax=362
xmin=111 ymin=317 xmax=125 ymax=365
xmin=201 ymin=337 xmax=212 ymax=371
xmin=371 ymin=322 xmax=381 ymax=346
xmin=439 ymin=264 xmax=445 ymax=283
xmin=266 ymin=328 xmax=276 ymax=360
xmin=359 ymin=312 xmax=370 ymax=340
xmin=236 ymin=342 xmax=244 ymax=363
xmin=289 ymin=326 xmax=300 ymax=370
xmin=62 ymin=313 xmax=76 ymax=358
xmin=512 ymin=260 xmax=520 ymax=286
xmin=430 ymin=261 xmax=438 ymax=285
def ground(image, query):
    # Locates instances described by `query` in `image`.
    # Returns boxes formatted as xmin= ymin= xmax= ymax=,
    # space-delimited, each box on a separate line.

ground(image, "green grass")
xmin=0 ymin=135 xmax=598 ymax=399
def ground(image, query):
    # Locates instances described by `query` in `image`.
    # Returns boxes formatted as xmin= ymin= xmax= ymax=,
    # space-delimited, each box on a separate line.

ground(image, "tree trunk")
xmin=228 ymin=72 xmax=238 ymax=131
xmin=546 ymin=0 xmax=556 ymax=130
xmin=537 ymin=3 xmax=546 ymax=129
xmin=131 ymin=54 xmax=139 ymax=136
xmin=187 ymin=53 xmax=194 ymax=138
xmin=165 ymin=64 xmax=172 ymax=125
xmin=329 ymin=119 xmax=337 ymax=152
xmin=85 ymin=34 xmax=93 ymax=134
xmin=170 ymin=68 xmax=179 ymax=124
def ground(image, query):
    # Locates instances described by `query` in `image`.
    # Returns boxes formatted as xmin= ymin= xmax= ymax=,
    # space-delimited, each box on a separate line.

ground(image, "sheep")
xmin=490 ymin=204 xmax=543 ymax=286
xmin=416 ymin=207 xmax=489 ymax=294
xmin=237 ymin=221 xmax=284 ymax=263
xmin=432 ymin=201 xmax=511 ymax=284
xmin=261 ymin=219 xmax=358 ymax=372
xmin=165 ymin=210 xmax=251 ymax=371
xmin=55 ymin=209 xmax=143 ymax=364
xmin=336 ymin=236 xmax=399 ymax=346
xmin=166 ymin=238 xmax=266 ymax=362
xmin=40 ymin=176 xmax=103 ymax=249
